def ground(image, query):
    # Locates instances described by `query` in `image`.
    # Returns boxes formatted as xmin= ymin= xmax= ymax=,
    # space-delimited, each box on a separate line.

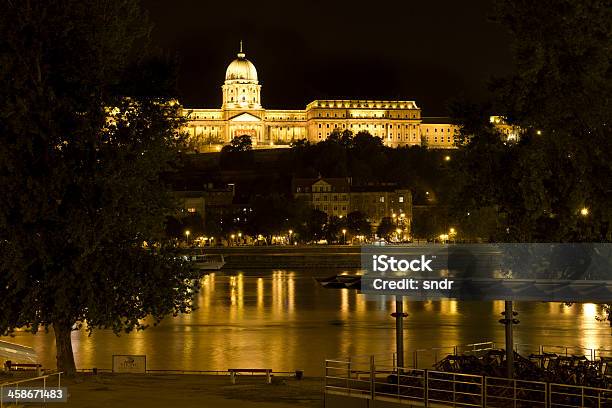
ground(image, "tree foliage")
xmin=0 ymin=0 xmax=199 ymax=375
xmin=449 ymin=0 xmax=612 ymax=242
xmin=376 ymin=217 xmax=396 ymax=240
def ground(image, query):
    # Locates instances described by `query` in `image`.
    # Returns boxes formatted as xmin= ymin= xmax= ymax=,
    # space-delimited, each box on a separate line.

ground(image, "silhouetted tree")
xmin=0 ymin=0 xmax=199 ymax=376
xmin=346 ymin=211 xmax=372 ymax=237
xmin=376 ymin=217 xmax=396 ymax=240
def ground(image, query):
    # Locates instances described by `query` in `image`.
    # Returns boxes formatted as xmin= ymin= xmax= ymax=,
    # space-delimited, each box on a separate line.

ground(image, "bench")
xmin=4 ymin=362 xmax=43 ymax=375
xmin=228 ymin=368 xmax=272 ymax=384
xmin=5 ymin=363 xmax=42 ymax=370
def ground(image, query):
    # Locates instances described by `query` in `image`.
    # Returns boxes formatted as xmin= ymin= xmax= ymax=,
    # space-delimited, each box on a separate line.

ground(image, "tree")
xmin=297 ymin=209 xmax=327 ymax=242
xmin=411 ymin=207 xmax=450 ymax=241
xmin=181 ymin=213 xmax=206 ymax=239
xmin=448 ymin=0 xmax=612 ymax=242
xmin=346 ymin=211 xmax=372 ymax=237
xmin=244 ymin=194 xmax=292 ymax=239
xmin=220 ymin=135 xmax=254 ymax=169
xmin=228 ymin=135 xmax=253 ymax=152
xmin=376 ymin=217 xmax=396 ymax=240
xmin=0 ymin=1 xmax=200 ymax=376
xmin=324 ymin=216 xmax=343 ymax=243
xmin=492 ymin=0 xmax=611 ymax=241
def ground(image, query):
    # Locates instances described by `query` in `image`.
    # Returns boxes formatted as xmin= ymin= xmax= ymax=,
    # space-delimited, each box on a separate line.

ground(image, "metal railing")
xmin=325 ymin=355 xmax=612 ymax=407
xmin=0 ymin=371 xmax=62 ymax=408
xmin=366 ymin=341 xmax=612 ymax=370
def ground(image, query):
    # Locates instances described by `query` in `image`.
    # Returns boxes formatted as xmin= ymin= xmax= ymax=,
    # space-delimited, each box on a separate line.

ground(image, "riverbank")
xmin=205 ymin=245 xmax=362 ymax=268
xmin=61 ymin=373 xmax=322 ymax=407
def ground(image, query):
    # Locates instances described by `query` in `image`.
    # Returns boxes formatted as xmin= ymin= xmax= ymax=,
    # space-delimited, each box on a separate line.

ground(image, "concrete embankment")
xmin=204 ymin=245 xmax=363 ymax=269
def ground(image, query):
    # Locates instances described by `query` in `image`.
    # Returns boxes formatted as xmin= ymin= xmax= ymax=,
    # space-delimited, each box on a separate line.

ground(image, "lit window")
xmin=399 ymin=196 xmax=404 ymax=203
xmin=379 ymin=196 xmax=385 ymax=203
xmin=187 ymin=208 xmax=196 ymax=213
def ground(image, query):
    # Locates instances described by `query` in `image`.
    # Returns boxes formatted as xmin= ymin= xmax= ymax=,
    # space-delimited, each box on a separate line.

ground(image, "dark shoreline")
xmin=204 ymin=245 xmax=362 ymax=269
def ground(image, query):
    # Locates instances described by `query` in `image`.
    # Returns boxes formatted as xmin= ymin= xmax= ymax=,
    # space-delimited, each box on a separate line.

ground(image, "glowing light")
xmin=580 ymin=207 xmax=589 ymax=216
xmin=444 ymin=155 xmax=451 ymax=161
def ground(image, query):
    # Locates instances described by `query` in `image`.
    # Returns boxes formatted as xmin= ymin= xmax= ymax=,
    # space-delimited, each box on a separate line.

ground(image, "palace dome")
xmin=225 ymin=51 xmax=258 ymax=82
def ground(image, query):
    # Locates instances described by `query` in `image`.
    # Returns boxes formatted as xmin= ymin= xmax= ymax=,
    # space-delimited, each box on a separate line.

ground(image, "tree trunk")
xmin=53 ymin=321 xmax=76 ymax=377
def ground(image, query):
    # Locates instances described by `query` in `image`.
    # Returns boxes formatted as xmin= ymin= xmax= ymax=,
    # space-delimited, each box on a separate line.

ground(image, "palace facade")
xmin=184 ymin=45 xmax=461 ymax=152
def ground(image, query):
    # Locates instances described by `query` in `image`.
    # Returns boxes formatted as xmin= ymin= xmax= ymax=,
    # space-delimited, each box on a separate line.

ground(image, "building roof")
xmin=292 ymin=177 xmax=351 ymax=192
xmin=350 ymin=185 xmax=410 ymax=193
xmin=225 ymin=43 xmax=258 ymax=82
xmin=306 ymin=100 xmax=419 ymax=110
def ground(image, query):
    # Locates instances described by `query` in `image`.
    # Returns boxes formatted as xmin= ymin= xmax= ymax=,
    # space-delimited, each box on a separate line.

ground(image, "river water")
xmin=6 ymin=268 xmax=612 ymax=375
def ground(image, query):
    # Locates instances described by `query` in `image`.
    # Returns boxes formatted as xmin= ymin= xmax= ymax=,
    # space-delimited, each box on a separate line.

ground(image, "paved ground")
xmin=60 ymin=373 xmax=323 ymax=407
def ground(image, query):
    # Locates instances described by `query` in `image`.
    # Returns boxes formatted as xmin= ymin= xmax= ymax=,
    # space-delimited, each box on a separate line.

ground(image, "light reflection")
xmin=6 ymin=271 xmax=612 ymax=375
xmin=341 ymin=289 xmax=349 ymax=318
xmin=287 ymin=272 xmax=295 ymax=314
xmin=257 ymin=277 xmax=264 ymax=313
xmin=581 ymin=303 xmax=599 ymax=352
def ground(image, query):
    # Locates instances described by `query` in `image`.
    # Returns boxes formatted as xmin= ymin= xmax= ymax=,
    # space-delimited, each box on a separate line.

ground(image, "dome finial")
xmin=237 ymin=40 xmax=245 ymax=58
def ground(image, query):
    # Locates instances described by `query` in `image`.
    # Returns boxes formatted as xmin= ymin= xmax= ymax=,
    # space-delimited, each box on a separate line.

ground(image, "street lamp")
xmin=342 ymin=229 xmax=347 ymax=244
xmin=288 ymin=229 xmax=293 ymax=245
xmin=184 ymin=230 xmax=190 ymax=246
xmin=580 ymin=207 xmax=589 ymax=216
xmin=444 ymin=155 xmax=451 ymax=162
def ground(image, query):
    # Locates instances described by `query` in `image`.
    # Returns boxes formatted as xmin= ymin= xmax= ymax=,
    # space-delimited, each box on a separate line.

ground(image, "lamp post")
xmin=342 ymin=229 xmax=347 ymax=245
xmin=185 ymin=230 xmax=190 ymax=247
xmin=237 ymin=232 xmax=242 ymax=246
xmin=230 ymin=234 xmax=235 ymax=246
xmin=288 ymin=229 xmax=293 ymax=245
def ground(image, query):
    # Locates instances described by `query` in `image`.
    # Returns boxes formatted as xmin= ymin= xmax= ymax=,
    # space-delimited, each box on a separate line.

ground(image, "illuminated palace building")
xmin=184 ymin=45 xmax=461 ymax=151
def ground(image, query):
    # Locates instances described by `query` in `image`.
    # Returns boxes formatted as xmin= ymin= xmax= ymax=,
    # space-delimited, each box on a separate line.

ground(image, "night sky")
xmin=143 ymin=0 xmax=514 ymax=116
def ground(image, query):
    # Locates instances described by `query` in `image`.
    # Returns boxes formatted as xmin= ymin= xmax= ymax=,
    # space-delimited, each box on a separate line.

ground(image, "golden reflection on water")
xmin=581 ymin=303 xmax=601 ymax=352
xmin=257 ymin=277 xmax=264 ymax=314
xmin=5 ymin=270 xmax=612 ymax=375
